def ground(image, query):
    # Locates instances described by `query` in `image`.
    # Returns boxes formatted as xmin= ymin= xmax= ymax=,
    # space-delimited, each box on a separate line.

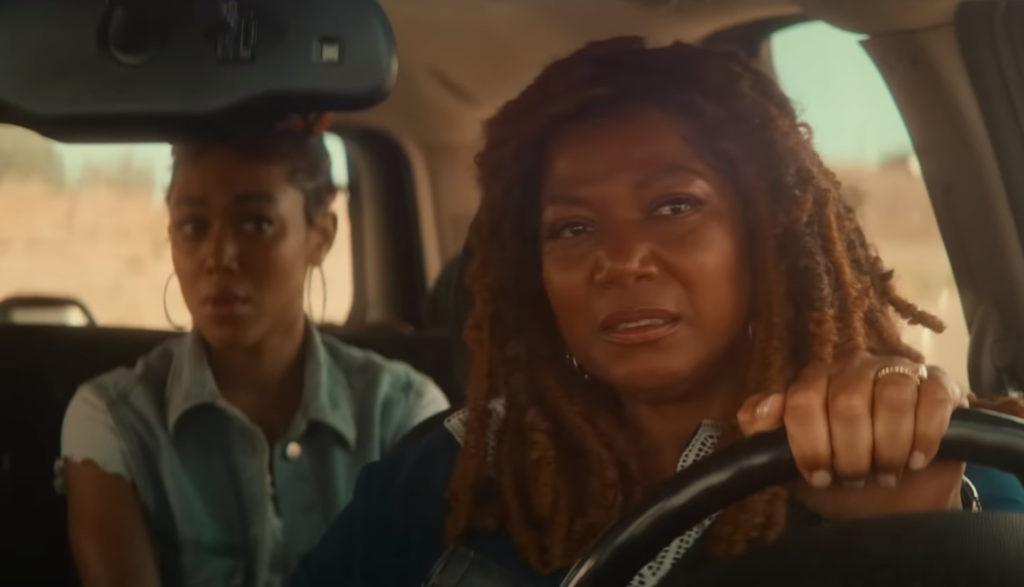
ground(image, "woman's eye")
xmin=552 ymin=221 xmax=593 ymax=240
xmin=174 ymin=218 xmax=207 ymax=238
xmin=242 ymin=216 xmax=274 ymax=235
xmin=653 ymin=197 xmax=700 ymax=217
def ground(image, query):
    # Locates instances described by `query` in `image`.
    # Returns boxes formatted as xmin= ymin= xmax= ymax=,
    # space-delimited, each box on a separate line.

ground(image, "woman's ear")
xmin=309 ymin=207 xmax=338 ymax=265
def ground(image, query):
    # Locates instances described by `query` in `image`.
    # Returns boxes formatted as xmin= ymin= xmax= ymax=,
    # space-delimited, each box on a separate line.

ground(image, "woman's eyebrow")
xmin=635 ymin=164 xmax=706 ymax=190
xmin=541 ymin=193 xmax=587 ymax=209
xmin=169 ymin=195 xmax=206 ymax=209
xmin=231 ymin=191 xmax=277 ymax=206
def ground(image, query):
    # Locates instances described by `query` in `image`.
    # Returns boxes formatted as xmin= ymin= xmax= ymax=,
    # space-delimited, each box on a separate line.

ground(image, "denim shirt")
xmin=60 ymin=324 xmax=450 ymax=587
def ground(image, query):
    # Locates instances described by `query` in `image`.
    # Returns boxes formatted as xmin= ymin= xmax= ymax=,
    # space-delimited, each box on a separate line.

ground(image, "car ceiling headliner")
xmin=333 ymin=0 xmax=960 ymax=143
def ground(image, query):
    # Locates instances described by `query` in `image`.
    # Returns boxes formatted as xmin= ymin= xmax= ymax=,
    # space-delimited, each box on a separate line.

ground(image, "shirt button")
xmin=285 ymin=441 xmax=303 ymax=460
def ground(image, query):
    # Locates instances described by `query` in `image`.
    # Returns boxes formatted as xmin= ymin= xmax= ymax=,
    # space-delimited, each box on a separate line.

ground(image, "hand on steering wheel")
xmin=737 ymin=352 xmax=970 ymax=519
xmin=562 ymin=407 xmax=1024 ymax=587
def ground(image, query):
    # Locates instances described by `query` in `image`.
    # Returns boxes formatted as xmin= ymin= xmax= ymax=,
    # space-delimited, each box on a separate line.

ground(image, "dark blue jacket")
xmin=290 ymin=421 xmax=564 ymax=587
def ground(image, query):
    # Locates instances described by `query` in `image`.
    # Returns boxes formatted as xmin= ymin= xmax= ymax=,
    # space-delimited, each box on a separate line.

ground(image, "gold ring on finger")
xmin=875 ymin=364 xmax=928 ymax=385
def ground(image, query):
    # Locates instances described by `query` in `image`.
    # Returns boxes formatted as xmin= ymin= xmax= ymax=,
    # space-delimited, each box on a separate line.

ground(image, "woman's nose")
xmin=203 ymin=225 xmax=240 ymax=273
xmin=592 ymin=227 xmax=656 ymax=285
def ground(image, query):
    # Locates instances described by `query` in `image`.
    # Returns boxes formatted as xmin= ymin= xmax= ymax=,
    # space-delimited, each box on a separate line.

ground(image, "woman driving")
xmin=291 ymin=39 xmax=1024 ymax=586
xmin=60 ymin=116 xmax=450 ymax=587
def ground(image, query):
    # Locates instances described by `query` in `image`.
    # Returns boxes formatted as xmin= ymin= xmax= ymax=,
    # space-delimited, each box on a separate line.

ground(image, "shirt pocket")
xmin=176 ymin=544 xmax=246 ymax=587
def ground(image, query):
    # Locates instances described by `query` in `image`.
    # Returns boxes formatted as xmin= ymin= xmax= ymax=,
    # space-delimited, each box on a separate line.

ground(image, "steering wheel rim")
xmin=559 ymin=408 xmax=1024 ymax=587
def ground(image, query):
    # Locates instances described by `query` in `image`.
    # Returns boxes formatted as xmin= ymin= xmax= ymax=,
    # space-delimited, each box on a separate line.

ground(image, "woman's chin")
xmin=194 ymin=319 xmax=261 ymax=350
xmin=599 ymin=367 xmax=698 ymax=400
xmin=590 ymin=341 xmax=740 ymax=403
xmin=595 ymin=353 xmax=737 ymax=404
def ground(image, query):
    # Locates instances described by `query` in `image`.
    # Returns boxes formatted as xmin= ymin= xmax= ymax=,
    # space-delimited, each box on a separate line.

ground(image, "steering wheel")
xmin=560 ymin=408 xmax=1024 ymax=587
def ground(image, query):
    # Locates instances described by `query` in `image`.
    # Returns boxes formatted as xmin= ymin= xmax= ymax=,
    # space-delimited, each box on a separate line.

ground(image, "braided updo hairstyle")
xmin=446 ymin=36 xmax=980 ymax=573
xmin=168 ymin=113 xmax=337 ymax=224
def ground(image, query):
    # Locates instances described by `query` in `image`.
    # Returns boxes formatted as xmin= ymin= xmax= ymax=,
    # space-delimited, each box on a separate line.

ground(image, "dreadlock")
xmin=445 ymin=36 xmax=973 ymax=573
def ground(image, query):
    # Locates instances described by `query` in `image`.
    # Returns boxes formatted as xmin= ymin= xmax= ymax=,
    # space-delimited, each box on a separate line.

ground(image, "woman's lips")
xmin=201 ymin=292 xmax=252 ymax=316
xmin=599 ymin=308 xmax=681 ymax=345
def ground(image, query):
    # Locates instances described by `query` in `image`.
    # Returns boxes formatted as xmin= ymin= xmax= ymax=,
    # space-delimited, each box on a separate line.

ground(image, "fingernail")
xmin=908 ymin=451 xmax=928 ymax=471
xmin=809 ymin=470 xmax=832 ymax=488
xmin=756 ymin=394 xmax=779 ymax=418
xmin=876 ymin=473 xmax=898 ymax=488
xmin=842 ymin=479 xmax=866 ymax=489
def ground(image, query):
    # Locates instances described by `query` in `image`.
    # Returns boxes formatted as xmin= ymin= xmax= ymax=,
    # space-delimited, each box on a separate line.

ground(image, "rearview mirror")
xmin=0 ymin=0 xmax=396 ymax=141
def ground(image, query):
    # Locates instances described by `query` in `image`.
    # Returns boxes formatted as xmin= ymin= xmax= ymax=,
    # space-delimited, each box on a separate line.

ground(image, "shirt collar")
xmin=165 ymin=324 xmax=356 ymax=446
xmin=165 ymin=330 xmax=221 ymax=433
xmin=296 ymin=324 xmax=356 ymax=446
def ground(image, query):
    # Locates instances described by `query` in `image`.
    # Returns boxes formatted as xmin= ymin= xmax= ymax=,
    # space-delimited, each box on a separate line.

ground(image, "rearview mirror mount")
xmin=0 ymin=0 xmax=397 ymax=141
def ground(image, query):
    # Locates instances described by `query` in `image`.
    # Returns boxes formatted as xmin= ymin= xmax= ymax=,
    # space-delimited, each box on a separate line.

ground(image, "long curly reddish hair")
xmin=445 ymin=36 xmax=1006 ymax=573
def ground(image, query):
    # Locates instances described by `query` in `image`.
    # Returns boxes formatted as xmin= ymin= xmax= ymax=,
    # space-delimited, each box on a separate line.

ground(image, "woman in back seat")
xmin=59 ymin=115 xmax=450 ymax=587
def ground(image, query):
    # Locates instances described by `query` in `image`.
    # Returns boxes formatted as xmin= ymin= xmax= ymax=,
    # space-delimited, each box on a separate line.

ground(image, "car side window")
xmin=770 ymin=21 xmax=970 ymax=385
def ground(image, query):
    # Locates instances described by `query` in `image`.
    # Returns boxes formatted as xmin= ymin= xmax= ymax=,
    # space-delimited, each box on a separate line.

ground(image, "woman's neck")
xmin=623 ymin=370 xmax=746 ymax=484
xmin=207 ymin=318 xmax=308 ymax=441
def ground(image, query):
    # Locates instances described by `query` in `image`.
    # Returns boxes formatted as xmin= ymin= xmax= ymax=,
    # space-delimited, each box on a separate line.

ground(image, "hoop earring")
xmin=305 ymin=265 xmax=328 ymax=324
xmin=566 ymin=352 xmax=591 ymax=381
xmin=163 ymin=272 xmax=187 ymax=331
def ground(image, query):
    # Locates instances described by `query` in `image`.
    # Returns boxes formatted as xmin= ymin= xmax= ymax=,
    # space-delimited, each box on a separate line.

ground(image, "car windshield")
xmin=771 ymin=21 xmax=969 ymax=385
